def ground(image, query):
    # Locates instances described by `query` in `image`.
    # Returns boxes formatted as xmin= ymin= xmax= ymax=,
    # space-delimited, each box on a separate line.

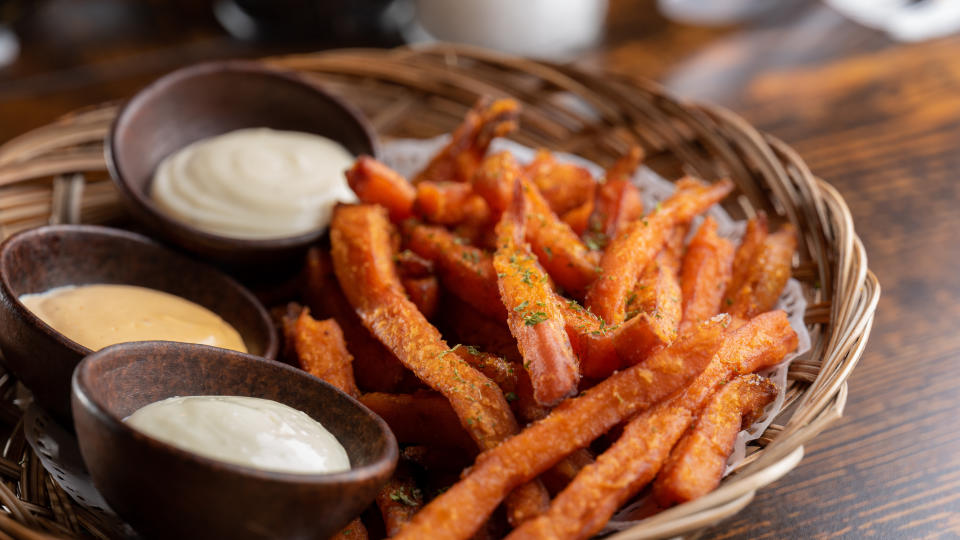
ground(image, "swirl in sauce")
xmin=151 ymin=128 xmax=357 ymax=239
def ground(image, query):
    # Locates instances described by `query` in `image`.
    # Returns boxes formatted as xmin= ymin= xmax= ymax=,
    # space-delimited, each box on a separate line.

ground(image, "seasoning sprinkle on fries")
xmin=284 ymin=98 xmax=801 ymax=539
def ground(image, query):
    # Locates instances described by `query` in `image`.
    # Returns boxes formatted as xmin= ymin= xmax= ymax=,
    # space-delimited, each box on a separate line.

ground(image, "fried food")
xmin=361 ymin=392 xmax=476 ymax=453
xmin=587 ymin=178 xmax=734 ymax=325
xmin=583 ymin=146 xmax=645 ymax=250
xmin=728 ymin=224 xmax=797 ymax=318
xmin=653 ymin=374 xmax=777 ymax=506
xmin=494 ymin=181 xmax=580 ymax=406
xmin=330 ymin=204 xmax=550 ymax=523
xmin=331 ymin=519 xmax=368 ymax=540
xmin=346 ymin=156 xmax=416 ymax=223
xmin=302 ymin=248 xmax=406 ymax=393
xmin=404 ymin=222 xmax=505 ymax=320
xmin=414 ymin=181 xmax=492 ymax=228
xmin=285 ymin=308 xmax=360 ymax=398
xmin=400 ymin=275 xmax=440 ymax=320
xmin=725 ymin=213 xmax=768 ymax=303
xmin=393 ymin=316 xmax=727 ymax=540
xmin=376 ymin=465 xmax=425 ymax=537
xmin=680 ymin=217 xmax=735 ymax=332
xmin=415 ymin=98 xmax=520 ymax=184
xmin=508 ymin=311 xmax=796 ymax=539
xmin=524 ymin=149 xmax=597 ymax=215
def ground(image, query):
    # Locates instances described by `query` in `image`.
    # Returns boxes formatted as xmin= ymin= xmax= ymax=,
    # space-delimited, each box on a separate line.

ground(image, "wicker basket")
xmin=0 ymin=44 xmax=879 ymax=540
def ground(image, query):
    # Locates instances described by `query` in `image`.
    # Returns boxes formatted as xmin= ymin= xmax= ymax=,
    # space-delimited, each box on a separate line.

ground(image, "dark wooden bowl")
xmin=72 ymin=341 xmax=398 ymax=540
xmin=0 ymin=224 xmax=279 ymax=421
xmin=106 ymin=60 xmax=379 ymax=267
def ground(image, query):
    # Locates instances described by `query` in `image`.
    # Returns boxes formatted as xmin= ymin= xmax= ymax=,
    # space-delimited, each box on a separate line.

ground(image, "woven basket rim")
xmin=0 ymin=44 xmax=879 ymax=540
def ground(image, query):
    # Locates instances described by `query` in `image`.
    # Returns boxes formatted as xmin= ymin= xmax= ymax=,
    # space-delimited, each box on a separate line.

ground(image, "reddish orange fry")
xmin=728 ymin=225 xmax=797 ymax=319
xmin=436 ymin=295 xmax=520 ymax=363
xmin=331 ymin=519 xmax=367 ymax=540
xmin=331 ymin=205 xmax=549 ymax=520
xmin=472 ymin=151 xmax=523 ymax=216
xmin=507 ymin=406 xmax=693 ymax=540
xmin=361 ymin=392 xmax=476 ymax=454
xmin=393 ymin=316 xmax=727 ymax=540
xmin=494 ymin=184 xmax=580 ymax=407
xmin=680 ymin=217 xmax=735 ymax=332
xmin=521 ymin=178 xmax=600 ymax=297
xmin=288 ymin=308 xmax=360 ymax=398
xmin=393 ymin=248 xmax=433 ymax=278
xmin=400 ymin=275 xmax=439 ymax=319
xmin=524 ymin=149 xmax=597 ymax=215
xmin=555 ymin=296 xmax=619 ymax=379
xmin=376 ymin=466 xmax=424 ymax=537
xmin=404 ymin=223 xmax=505 ymax=320
xmin=332 ymin=205 xmax=518 ymax=448
xmin=653 ymin=374 xmax=778 ymax=506
xmin=303 ymin=248 xmax=406 ymax=393
xmin=562 ymin=198 xmax=594 ymax=236
xmin=415 ymin=98 xmax=520 ymax=184
xmin=345 ymin=156 xmax=416 ymax=223
xmin=604 ymin=145 xmax=644 ymax=183
xmin=587 ymin=178 xmax=734 ymax=325
xmin=451 ymin=345 xmax=518 ymax=396
xmin=583 ymin=178 xmax=644 ymax=250
xmin=725 ymin=213 xmax=768 ymax=302
xmin=509 ymin=311 xmax=797 ymax=540
xmin=414 ymin=181 xmax=492 ymax=228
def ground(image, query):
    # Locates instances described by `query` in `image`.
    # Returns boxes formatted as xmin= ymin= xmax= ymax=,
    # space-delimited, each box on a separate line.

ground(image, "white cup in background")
xmin=412 ymin=0 xmax=608 ymax=59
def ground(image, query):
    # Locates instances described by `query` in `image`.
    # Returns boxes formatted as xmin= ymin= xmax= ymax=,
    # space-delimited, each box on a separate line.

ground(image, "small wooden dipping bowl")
xmin=0 ymin=224 xmax=278 ymax=420
xmin=72 ymin=341 xmax=398 ymax=540
xmin=106 ymin=60 xmax=379 ymax=266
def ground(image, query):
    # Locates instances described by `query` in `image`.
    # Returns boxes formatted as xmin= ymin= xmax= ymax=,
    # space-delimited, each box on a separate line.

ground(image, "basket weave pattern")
xmin=0 ymin=45 xmax=879 ymax=539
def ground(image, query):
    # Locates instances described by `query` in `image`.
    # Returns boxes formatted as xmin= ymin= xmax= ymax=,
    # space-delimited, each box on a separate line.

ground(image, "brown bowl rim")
xmin=0 ymin=224 xmax=279 ymax=360
xmin=105 ymin=59 xmax=381 ymax=250
xmin=72 ymin=341 xmax=398 ymax=484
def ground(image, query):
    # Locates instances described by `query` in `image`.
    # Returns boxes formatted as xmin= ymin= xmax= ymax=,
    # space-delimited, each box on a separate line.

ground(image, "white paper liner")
xmin=380 ymin=135 xmax=812 ymax=529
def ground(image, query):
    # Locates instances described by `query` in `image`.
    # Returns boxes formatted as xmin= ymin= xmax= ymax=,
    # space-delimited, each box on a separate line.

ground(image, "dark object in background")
xmin=215 ymin=0 xmax=405 ymax=44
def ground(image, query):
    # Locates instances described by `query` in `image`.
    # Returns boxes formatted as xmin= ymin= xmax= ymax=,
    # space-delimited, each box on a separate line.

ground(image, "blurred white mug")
xmin=413 ymin=0 xmax=608 ymax=59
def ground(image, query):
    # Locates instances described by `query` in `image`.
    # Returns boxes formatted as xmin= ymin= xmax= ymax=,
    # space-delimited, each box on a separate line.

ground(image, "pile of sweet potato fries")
xmin=279 ymin=98 xmax=800 ymax=540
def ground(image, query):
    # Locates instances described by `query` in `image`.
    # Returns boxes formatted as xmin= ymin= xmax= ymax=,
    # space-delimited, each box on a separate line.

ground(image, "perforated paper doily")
xmin=382 ymin=135 xmax=812 ymax=528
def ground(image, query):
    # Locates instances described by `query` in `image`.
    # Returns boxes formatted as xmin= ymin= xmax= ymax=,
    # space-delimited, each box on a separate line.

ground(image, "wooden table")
xmin=2 ymin=0 xmax=957 ymax=537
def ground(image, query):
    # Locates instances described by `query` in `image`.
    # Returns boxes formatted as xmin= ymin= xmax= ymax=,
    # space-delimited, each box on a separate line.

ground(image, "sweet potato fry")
xmin=653 ymin=374 xmax=777 ymax=506
xmin=581 ymin=146 xmax=644 ymax=249
xmin=472 ymin=151 xmax=523 ymax=217
xmin=507 ymin=405 xmax=693 ymax=540
xmin=415 ymin=98 xmax=520 ymax=184
xmin=556 ymin=297 xmax=619 ymax=379
xmin=331 ymin=204 xmax=549 ymax=522
xmin=404 ymin=222 xmax=505 ymax=320
xmin=303 ymin=248 xmax=406 ymax=393
xmin=332 ymin=204 xmax=519 ymax=447
xmin=400 ymin=275 xmax=439 ymax=319
xmin=680 ymin=217 xmax=734 ymax=332
xmin=331 ymin=519 xmax=367 ymax=540
xmin=562 ymin=199 xmax=593 ymax=236
xmin=393 ymin=316 xmax=727 ymax=540
xmin=361 ymin=392 xmax=476 ymax=453
xmin=586 ymin=178 xmax=734 ymax=325
xmin=524 ymin=149 xmax=597 ymax=215
xmin=393 ymin=248 xmax=433 ymax=278
xmin=494 ymin=183 xmax=580 ymax=406
xmin=728 ymin=224 xmax=797 ymax=319
xmin=435 ymin=295 xmax=520 ymax=363
xmin=451 ymin=345 xmax=518 ymax=396
xmin=346 ymin=156 xmax=416 ymax=223
xmin=508 ymin=311 xmax=797 ymax=540
xmin=414 ymin=181 xmax=492 ymax=228
xmin=521 ymin=178 xmax=601 ymax=297
xmin=725 ymin=213 xmax=768 ymax=303
xmin=376 ymin=466 xmax=424 ymax=537
xmin=286 ymin=308 xmax=360 ymax=398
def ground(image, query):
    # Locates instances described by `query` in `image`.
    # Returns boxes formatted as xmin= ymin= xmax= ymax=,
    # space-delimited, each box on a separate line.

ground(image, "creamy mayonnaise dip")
xmin=19 ymin=284 xmax=247 ymax=352
xmin=150 ymin=128 xmax=357 ymax=239
xmin=125 ymin=395 xmax=350 ymax=474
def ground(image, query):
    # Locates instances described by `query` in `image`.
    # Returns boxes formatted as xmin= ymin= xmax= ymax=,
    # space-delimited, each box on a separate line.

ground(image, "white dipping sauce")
xmin=150 ymin=128 xmax=357 ymax=239
xmin=125 ymin=395 xmax=351 ymax=475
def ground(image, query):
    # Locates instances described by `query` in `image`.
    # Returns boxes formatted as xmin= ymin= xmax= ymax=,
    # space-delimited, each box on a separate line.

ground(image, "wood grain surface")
xmin=1 ymin=0 xmax=957 ymax=538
